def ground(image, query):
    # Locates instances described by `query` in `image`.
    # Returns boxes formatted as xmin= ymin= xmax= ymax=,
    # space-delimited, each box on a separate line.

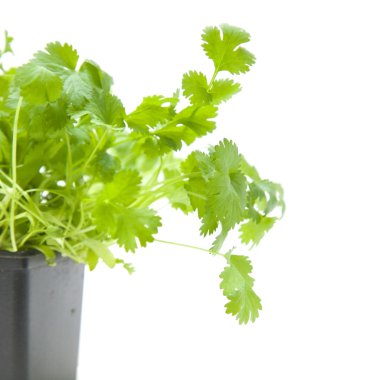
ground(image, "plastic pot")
xmin=0 ymin=250 xmax=84 ymax=380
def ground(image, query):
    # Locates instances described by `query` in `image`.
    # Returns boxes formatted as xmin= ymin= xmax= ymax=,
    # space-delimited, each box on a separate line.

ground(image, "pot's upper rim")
xmin=0 ymin=250 xmax=63 ymax=270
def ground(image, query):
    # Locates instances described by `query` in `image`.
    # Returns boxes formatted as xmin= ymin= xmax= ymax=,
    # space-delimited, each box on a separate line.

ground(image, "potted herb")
xmin=0 ymin=25 xmax=284 ymax=379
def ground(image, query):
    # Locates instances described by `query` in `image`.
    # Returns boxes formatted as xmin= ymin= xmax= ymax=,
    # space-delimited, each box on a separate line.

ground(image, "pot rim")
xmin=0 ymin=250 xmax=64 ymax=270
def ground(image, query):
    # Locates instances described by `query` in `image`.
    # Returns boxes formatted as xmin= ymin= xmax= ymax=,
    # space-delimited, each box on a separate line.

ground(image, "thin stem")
xmin=154 ymin=238 xmax=225 ymax=258
xmin=65 ymin=133 xmax=73 ymax=188
xmin=79 ymin=131 xmax=107 ymax=172
xmin=9 ymin=96 xmax=23 ymax=251
xmin=207 ymin=67 xmax=219 ymax=91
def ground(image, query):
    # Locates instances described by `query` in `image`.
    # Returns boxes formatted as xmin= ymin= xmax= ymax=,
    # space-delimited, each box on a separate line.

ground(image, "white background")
xmin=1 ymin=0 xmax=380 ymax=379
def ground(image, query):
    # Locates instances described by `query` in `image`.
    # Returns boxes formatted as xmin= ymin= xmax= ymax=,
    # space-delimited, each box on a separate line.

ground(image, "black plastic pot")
xmin=0 ymin=250 xmax=84 ymax=380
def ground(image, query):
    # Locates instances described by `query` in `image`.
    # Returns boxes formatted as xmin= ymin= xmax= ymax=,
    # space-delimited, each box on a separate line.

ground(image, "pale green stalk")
xmin=9 ymin=96 xmax=23 ymax=251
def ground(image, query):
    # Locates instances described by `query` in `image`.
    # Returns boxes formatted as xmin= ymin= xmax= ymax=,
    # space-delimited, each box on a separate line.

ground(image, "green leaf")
xmin=126 ymin=95 xmax=175 ymax=133
xmin=152 ymin=124 xmax=196 ymax=151
xmin=35 ymin=245 xmax=57 ymax=266
xmin=207 ymin=139 xmax=247 ymax=229
xmin=1 ymin=31 xmax=13 ymax=55
xmin=182 ymin=71 xmax=241 ymax=105
xmin=257 ymin=180 xmax=286 ymax=216
xmin=182 ymin=151 xmax=214 ymax=217
xmin=220 ymin=255 xmax=262 ymax=324
xmin=115 ymin=259 xmax=135 ymax=274
xmin=182 ymin=71 xmax=211 ymax=105
xmin=168 ymin=105 xmax=217 ymax=137
xmin=240 ymin=158 xmax=261 ymax=181
xmin=79 ymin=60 xmax=113 ymax=91
xmin=16 ymin=64 xmax=63 ymax=103
xmin=182 ymin=140 xmax=248 ymax=249
xmin=63 ymin=71 xmax=93 ymax=107
xmin=94 ymin=205 xmax=161 ymax=252
xmin=247 ymin=179 xmax=285 ymax=217
xmin=200 ymin=210 xmax=218 ymax=235
xmin=212 ymin=138 xmax=241 ymax=172
xmin=239 ymin=217 xmax=276 ymax=246
xmin=85 ymin=90 xmax=125 ymax=127
xmin=83 ymin=239 xmax=116 ymax=268
xmin=92 ymin=152 xmax=121 ymax=182
xmin=207 ymin=170 xmax=247 ymax=229
xmin=86 ymin=250 xmax=99 ymax=271
xmin=163 ymin=167 xmax=193 ymax=213
xmin=34 ymin=42 xmax=79 ymax=70
xmin=27 ymin=100 xmax=68 ymax=140
xmin=0 ymin=129 xmax=11 ymax=163
xmin=210 ymin=79 xmax=241 ymax=104
xmin=97 ymin=170 xmax=141 ymax=206
xmin=210 ymin=228 xmax=228 ymax=253
xmin=115 ymin=208 xmax=161 ymax=252
xmin=147 ymin=105 xmax=217 ymax=152
xmin=202 ymin=24 xmax=255 ymax=74
xmin=14 ymin=42 xmax=80 ymax=104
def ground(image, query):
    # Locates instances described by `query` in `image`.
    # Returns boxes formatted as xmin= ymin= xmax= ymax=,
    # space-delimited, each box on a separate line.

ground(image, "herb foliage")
xmin=0 ymin=25 xmax=284 ymax=323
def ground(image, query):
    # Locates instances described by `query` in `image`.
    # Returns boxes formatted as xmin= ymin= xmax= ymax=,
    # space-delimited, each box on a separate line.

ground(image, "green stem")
xmin=131 ymin=171 xmax=204 ymax=208
xmin=9 ymin=96 xmax=23 ymax=251
xmin=65 ymin=133 xmax=73 ymax=188
xmin=154 ymin=238 xmax=225 ymax=257
xmin=207 ymin=67 xmax=219 ymax=91
xmin=79 ymin=131 xmax=108 ymax=173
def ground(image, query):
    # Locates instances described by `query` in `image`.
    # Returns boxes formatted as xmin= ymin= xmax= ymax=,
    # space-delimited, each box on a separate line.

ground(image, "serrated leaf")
xmin=182 ymin=151 xmax=214 ymax=217
xmin=257 ymin=180 xmax=286 ymax=216
xmin=126 ymin=95 xmax=174 ymax=133
xmin=182 ymin=151 xmax=215 ymax=180
xmin=92 ymin=152 xmax=121 ymax=182
xmin=34 ymin=42 xmax=79 ymax=70
xmin=93 ymin=203 xmax=161 ymax=253
xmin=210 ymin=228 xmax=228 ymax=253
xmin=63 ymin=71 xmax=92 ymax=107
xmin=169 ymin=105 xmax=217 ymax=136
xmin=207 ymin=140 xmax=247 ymax=229
xmin=114 ymin=208 xmax=161 ymax=252
xmin=248 ymin=179 xmax=285 ymax=217
xmin=208 ymin=171 xmax=247 ymax=229
xmin=220 ymin=255 xmax=262 ymax=324
xmin=79 ymin=60 xmax=113 ymax=91
xmin=85 ymin=90 xmax=125 ymax=127
xmin=210 ymin=79 xmax=241 ymax=104
xmin=239 ymin=217 xmax=276 ymax=246
xmin=153 ymin=124 xmax=196 ymax=151
xmin=97 ymin=169 xmax=141 ymax=206
xmin=202 ymin=24 xmax=255 ymax=74
xmin=150 ymin=105 xmax=217 ymax=152
xmin=182 ymin=71 xmax=211 ymax=105
xmin=213 ymin=138 xmax=241 ymax=172
xmin=200 ymin=210 xmax=218 ymax=236
xmin=182 ymin=72 xmax=241 ymax=105
xmin=27 ymin=100 xmax=68 ymax=140
xmin=16 ymin=64 xmax=63 ymax=103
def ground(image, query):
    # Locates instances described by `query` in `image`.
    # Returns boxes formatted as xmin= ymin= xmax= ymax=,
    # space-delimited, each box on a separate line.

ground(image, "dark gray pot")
xmin=0 ymin=250 xmax=84 ymax=380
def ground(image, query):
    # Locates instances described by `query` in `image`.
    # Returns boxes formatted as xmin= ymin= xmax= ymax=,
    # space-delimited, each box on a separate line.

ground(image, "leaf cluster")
xmin=0 ymin=25 xmax=284 ymax=324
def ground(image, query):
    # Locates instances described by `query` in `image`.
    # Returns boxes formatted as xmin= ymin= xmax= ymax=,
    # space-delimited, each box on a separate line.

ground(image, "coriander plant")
xmin=0 ymin=25 xmax=284 ymax=324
